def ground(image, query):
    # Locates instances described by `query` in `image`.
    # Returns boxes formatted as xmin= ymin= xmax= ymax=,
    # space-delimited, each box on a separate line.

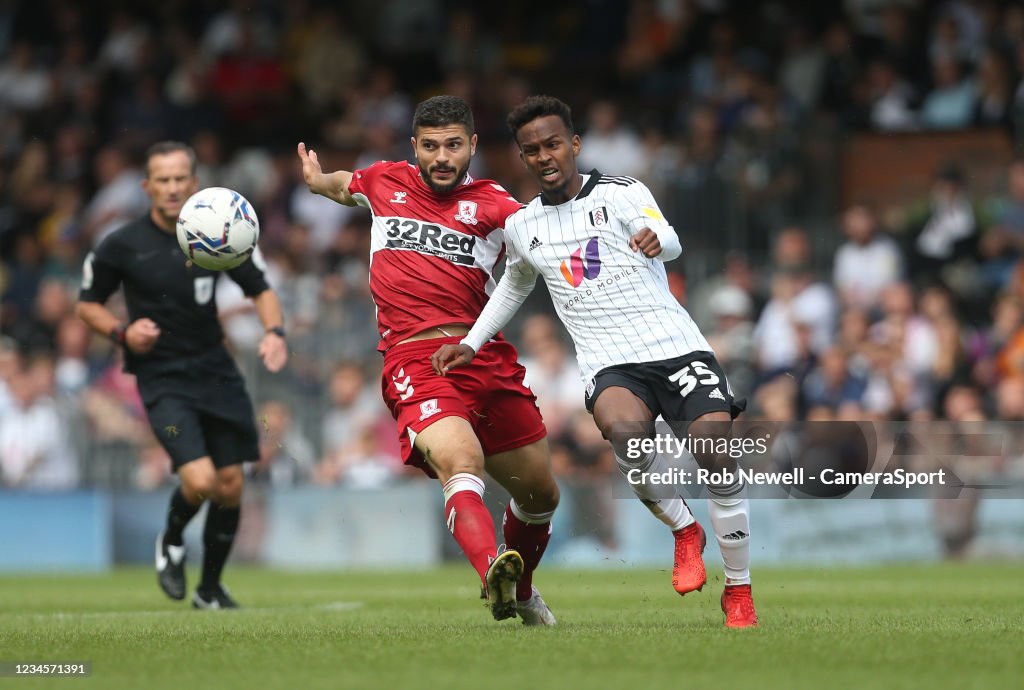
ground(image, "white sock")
xmin=707 ymin=482 xmax=751 ymax=585
xmin=615 ymin=451 xmax=695 ymax=532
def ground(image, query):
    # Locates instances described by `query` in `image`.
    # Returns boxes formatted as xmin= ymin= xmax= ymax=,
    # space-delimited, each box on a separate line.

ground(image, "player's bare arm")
xmin=431 ymin=343 xmax=476 ymax=375
xmin=251 ymin=289 xmax=288 ymax=373
xmin=296 ymin=142 xmax=356 ymax=206
xmin=76 ymin=301 xmax=161 ymax=354
xmin=629 ymin=227 xmax=663 ymax=258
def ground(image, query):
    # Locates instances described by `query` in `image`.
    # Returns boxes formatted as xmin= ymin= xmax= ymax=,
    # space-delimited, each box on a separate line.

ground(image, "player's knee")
xmin=513 ymin=478 xmax=560 ymax=514
xmin=215 ymin=470 xmax=244 ymax=506
xmin=537 ymin=481 xmax=560 ymax=513
xmin=595 ymin=415 xmax=645 ymax=443
xmin=597 ymin=418 xmax=649 ymax=465
xmin=181 ymin=473 xmax=216 ymax=502
xmin=433 ymin=450 xmax=485 ymax=483
xmin=690 ymin=412 xmax=734 ymax=471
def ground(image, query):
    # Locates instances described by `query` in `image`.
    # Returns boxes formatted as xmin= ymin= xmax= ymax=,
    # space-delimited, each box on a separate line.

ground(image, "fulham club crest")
xmin=454 ymin=200 xmax=479 ymax=225
xmin=588 ymin=206 xmax=608 ymax=227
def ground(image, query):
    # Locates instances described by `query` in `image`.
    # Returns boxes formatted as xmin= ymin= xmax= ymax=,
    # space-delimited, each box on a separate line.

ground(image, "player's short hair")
xmin=506 ymin=96 xmax=575 ymax=142
xmin=145 ymin=141 xmax=197 ymax=177
xmin=412 ymin=96 xmax=475 ymax=135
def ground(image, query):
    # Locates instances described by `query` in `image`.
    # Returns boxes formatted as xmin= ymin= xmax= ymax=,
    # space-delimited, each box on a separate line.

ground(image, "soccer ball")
xmin=176 ymin=187 xmax=260 ymax=270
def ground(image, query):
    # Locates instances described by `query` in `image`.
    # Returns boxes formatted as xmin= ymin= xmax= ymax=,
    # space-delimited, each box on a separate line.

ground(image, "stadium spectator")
xmin=968 ymin=293 xmax=1021 ymax=386
xmin=863 ymin=58 xmax=920 ymax=132
xmin=53 ymin=314 xmax=92 ymax=396
xmin=550 ymin=409 xmax=616 ymax=549
xmin=0 ymin=355 xmax=78 ymax=489
xmin=754 ymin=228 xmax=836 ymax=373
xmin=833 ymin=203 xmax=903 ymax=310
xmin=932 ymin=381 xmax=986 ymax=559
xmin=980 ymin=158 xmax=1024 ymax=288
xmin=703 ymin=284 xmax=757 ymax=399
xmin=577 ymin=101 xmax=647 ymax=178
xmin=80 ymin=360 xmax=147 ymax=447
xmin=250 ymin=400 xmax=315 ymax=487
xmin=81 ymin=146 xmax=148 ymax=245
xmin=903 ymin=163 xmax=978 ymax=288
xmin=919 ymin=55 xmax=978 ymax=130
xmin=295 ymin=7 xmax=366 ymax=113
xmin=801 ymin=346 xmax=868 ymax=413
xmin=317 ymin=424 xmax=403 ymax=488
xmin=973 ymin=48 xmax=1013 ymax=129
xmin=0 ymin=42 xmax=51 ymax=112
xmin=518 ymin=314 xmax=585 ymax=440
xmin=319 ymin=361 xmax=389 ymax=470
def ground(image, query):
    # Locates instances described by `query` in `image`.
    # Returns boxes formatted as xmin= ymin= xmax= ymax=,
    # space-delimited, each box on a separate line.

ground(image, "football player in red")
xmin=297 ymin=96 xmax=557 ymax=625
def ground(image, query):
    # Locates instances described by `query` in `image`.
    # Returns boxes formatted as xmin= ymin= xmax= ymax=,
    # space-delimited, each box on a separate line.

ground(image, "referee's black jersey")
xmin=79 ymin=213 xmax=269 ymax=376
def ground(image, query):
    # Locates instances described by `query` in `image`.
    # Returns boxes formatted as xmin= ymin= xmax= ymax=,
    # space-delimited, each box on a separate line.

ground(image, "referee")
xmin=77 ymin=141 xmax=288 ymax=609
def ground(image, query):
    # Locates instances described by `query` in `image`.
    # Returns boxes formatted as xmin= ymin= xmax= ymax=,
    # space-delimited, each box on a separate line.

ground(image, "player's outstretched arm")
xmin=296 ymin=142 xmax=357 ymax=206
xmin=431 ymin=262 xmax=539 ymax=376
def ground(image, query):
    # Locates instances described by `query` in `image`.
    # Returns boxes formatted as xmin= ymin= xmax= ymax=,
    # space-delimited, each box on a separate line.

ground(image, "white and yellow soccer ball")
xmin=176 ymin=187 xmax=260 ymax=270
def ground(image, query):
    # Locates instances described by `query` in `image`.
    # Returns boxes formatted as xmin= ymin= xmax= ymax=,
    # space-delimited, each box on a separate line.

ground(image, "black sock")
xmin=200 ymin=502 xmax=240 ymax=591
xmin=164 ymin=487 xmax=201 ymax=546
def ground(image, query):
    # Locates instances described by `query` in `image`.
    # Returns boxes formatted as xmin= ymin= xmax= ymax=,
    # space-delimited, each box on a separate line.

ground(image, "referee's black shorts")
xmin=135 ymin=350 xmax=259 ymax=471
xmin=584 ymin=351 xmax=745 ymax=424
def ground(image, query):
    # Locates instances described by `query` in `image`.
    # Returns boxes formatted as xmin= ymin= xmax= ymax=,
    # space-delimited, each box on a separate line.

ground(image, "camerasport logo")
xmin=560 ymin=237 xmax=602 ymax=287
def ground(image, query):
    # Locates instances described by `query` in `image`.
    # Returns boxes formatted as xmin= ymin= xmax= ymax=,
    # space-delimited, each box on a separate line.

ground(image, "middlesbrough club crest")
xmin=454 ymin=200 xmax=479 ymax=225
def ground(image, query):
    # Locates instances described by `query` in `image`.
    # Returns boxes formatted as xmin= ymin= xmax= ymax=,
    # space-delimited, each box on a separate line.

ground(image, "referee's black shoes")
xmin=192 ymin=584 xmax=240 ymax=610
xmin=155 ymin=532 xmax=187 ymax=601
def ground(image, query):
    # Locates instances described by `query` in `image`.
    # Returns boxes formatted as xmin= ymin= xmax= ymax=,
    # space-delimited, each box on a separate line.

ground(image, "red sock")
xmin=443 ymin=474 xmax=497 ymax=584
xmin=503 ymin=501 xmax=553 ymax=601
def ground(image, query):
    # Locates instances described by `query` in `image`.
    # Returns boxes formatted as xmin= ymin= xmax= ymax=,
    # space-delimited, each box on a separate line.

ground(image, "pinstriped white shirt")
xmin=464 ymin=171 xmax=712 ymax=389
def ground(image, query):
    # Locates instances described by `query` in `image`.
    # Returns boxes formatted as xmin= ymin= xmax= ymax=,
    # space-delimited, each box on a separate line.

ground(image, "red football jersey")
xmin=347 ymin=161 xmax=522 ymax=350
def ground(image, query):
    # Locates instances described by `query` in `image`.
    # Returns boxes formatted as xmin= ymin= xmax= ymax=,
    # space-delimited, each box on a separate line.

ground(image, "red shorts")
xmin=380 ymin=336 xmax=547 ymax=477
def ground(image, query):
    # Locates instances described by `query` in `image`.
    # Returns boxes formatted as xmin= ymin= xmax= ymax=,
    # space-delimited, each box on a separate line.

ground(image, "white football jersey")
xmin=503 ymin=171 xmax=712 ymax=387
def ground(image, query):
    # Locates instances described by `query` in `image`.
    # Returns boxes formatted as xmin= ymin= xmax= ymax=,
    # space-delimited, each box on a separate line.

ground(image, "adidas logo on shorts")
xmin=529 ymin=237 xmax=543 ymax=251
xmin=709 ymin=388 xmax=725 ymax=401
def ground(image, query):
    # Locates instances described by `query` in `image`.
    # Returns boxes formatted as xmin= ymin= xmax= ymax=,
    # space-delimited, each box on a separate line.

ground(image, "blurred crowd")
xmin=3 ymin=0 xmax=1024 ymax=521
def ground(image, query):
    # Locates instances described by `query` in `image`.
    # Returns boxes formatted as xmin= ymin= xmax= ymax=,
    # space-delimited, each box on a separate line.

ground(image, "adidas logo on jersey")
xmin=529 ymin=237 xmax=543 ymax=251
xmin=709 ymin=388 xmax=725 ymax=401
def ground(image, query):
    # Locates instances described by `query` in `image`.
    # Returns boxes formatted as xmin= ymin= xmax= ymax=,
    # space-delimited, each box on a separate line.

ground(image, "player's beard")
xmin=421 ymin=160 xmax=469 ymax=194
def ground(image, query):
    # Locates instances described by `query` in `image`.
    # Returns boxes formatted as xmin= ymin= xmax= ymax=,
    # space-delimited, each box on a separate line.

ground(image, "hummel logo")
xmin=722 ymin=530 xmax=748 ymax=540
xmin=390 ymin=191 xmax=408 ymax=204
xmin=709 ymin=388 xmax=726 ymax=401
xmin=529 ymin=237 xmax=543 ymax=251
xmin=392 ymin=368 xmax=414 ymax=401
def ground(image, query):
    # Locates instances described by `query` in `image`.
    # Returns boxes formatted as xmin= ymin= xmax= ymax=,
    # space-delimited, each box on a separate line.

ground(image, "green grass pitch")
xmin=1 ymin=563 xmax=1021 ymax=689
